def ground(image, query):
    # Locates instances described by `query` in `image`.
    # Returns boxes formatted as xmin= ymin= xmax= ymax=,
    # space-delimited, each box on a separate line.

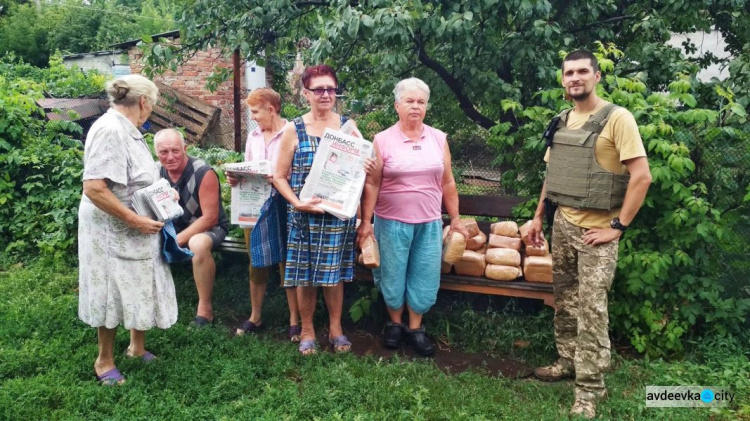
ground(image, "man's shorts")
xmin=204 ymin=226 xmax=229 ymax=250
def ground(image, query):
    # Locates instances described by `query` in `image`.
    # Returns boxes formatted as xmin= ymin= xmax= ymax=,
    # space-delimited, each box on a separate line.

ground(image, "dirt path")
xmin=231 ymin=320 xmax=534 ymax=379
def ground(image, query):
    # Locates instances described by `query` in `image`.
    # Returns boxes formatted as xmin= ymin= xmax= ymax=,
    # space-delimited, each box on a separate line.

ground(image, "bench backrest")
xmin=442 ymin=194 xmax=528 ymax=232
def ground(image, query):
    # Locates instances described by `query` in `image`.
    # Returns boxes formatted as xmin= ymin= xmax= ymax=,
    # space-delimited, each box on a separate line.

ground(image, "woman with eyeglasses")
xmin=274 ymin=64 xmax=373 ymax=355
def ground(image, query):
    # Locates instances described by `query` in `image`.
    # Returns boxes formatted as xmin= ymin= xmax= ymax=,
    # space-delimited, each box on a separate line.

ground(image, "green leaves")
xmin=0 ymin=56 xmax=89 ymax=260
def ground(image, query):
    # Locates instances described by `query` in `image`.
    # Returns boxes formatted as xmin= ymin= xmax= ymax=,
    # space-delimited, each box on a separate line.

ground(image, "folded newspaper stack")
xmin=132 ymin=178 xmax=184 ymax=221
xmin=299 ymin=124 xmax=374 ymax=220
xmin=223 ymin=160 xmax=273 ymax=227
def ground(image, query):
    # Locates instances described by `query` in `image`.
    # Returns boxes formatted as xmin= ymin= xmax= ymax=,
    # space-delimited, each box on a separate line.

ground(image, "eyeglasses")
xmin=307 ymin=87 xmax=337 ymax=96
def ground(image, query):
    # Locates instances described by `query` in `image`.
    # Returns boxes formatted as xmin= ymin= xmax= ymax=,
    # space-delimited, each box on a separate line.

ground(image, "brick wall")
xmin=128 ymin=45 xmax=246 ymax=149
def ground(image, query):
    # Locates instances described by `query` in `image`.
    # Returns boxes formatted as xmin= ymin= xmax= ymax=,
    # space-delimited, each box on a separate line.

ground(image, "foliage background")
xmin=0 ymin=0 xmax=175 ymax=67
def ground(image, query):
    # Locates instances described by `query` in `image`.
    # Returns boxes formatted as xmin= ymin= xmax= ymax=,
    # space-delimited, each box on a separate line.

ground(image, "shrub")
xmin=0 ymin=73 xmax=84 ymax=261
xmin=0 ymin=54 xmax=105 ymax=261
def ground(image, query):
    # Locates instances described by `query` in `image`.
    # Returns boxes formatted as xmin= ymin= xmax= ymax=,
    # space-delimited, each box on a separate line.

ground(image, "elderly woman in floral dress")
xmin=78 ymin=75 xmax=177 ymax=385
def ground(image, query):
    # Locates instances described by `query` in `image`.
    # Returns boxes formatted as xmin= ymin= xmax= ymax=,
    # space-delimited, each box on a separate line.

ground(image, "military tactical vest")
xmin=545 ymin=103 xmax=629 ymax=210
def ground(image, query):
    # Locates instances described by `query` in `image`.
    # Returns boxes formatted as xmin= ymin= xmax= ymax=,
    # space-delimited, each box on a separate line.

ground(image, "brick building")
xmin=111 ymin=30 xmax=252 ymax=149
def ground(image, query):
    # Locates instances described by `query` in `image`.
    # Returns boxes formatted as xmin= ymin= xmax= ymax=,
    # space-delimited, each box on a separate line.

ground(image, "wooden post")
xmin=233 ymin=48 xmax=241 ymax=153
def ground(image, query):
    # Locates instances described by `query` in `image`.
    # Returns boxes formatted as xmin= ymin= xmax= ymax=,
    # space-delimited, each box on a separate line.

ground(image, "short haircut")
xmin=246 ymin=87 xmax=282 ymax=113
xmin=393 ymin=77 xmax=430 ymax=103
xmin=154 ymin=128 xmax=185 ymax=149
xmin=301 ymin=64 xmax=338 ymax=89
xmin=562 ymin=49 xmax=599 ymax=72
xmin=106 ymin=74 xmax=158 ymax=107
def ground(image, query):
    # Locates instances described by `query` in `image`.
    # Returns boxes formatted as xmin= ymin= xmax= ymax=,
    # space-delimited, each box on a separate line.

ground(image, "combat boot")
xmin=570 ymin=388 xmax=607 ymax=419
xmin=533 ymin=357 xmax=574 ymax=381
xmin=570 ymin=397 xmax=596 ymax=419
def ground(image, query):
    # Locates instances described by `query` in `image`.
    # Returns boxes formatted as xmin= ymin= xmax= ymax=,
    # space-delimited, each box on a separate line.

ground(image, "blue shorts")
xmin=372 ymin=216 xmax=442 ymax=314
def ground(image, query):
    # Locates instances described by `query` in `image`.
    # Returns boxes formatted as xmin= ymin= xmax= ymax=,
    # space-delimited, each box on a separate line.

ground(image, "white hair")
xmin=154 ymin=128 xmax=185 ymax=148
xmin=393 ymin=77 xmax=430 ymax=103
xmin=106 ymin=74 xmax=158 ymax=108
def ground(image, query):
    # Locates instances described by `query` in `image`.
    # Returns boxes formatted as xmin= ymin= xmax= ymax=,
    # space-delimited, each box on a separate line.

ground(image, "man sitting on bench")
xmin=155 ymin=128 xmax=230 ymax=327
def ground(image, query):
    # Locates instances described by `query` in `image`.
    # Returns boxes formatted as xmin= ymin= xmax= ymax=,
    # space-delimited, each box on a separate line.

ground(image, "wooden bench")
xmin=217 ymin=236 xmax=248 ymax=254
xmin=217 ymin=194 xmax=555 ymax=309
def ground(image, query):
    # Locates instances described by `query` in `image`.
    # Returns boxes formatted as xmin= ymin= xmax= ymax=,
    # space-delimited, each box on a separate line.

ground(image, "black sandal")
xmin=236 ymin=319 xmax=263 ymax=335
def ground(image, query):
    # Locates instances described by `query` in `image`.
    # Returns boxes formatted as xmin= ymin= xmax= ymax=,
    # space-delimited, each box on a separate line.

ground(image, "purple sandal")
xmin=96 ymin=367 xmax=125 ymax=386
xmin=289 ymin=325 xmax=302 ymax=342
xmin=125 ymin=351 xmax=156 ymax=362
xmin=298 ymin=339 xmax=318 ymax=355
xmin=329 ymin=335 xmax=352 ymax=353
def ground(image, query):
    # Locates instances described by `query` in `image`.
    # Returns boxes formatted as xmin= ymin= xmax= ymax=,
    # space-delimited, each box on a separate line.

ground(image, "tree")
xmin=143 ymin=0 xmax=749 ymax=129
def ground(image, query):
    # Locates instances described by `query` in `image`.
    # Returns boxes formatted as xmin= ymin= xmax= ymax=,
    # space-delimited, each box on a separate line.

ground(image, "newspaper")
xmin=223 ymin=160 xmax=273 ymax=228
xmin=299 ymin=125 xmax=374 ymax=220
xmin=132 ymin=178 xmax=184 ymax=221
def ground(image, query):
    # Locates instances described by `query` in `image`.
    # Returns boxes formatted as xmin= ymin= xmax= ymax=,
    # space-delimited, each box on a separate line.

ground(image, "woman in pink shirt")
xmin=358 ymin=78 xmax=469 ymax=356
xmin=226 ymin=88 xmax=300 ymax=341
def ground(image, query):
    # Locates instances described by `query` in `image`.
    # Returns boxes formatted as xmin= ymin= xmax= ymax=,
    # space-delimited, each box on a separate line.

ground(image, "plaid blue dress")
xmin=284 ymin=116 xmax=357 ymax=287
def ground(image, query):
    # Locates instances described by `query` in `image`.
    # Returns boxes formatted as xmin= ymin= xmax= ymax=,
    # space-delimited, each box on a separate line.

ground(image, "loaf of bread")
xmin=360 ymin=236 xmax=381 ymax=268
xmin=488 ymin=234 xmax=522 ymax=251
xmin=485 ymin=248 xmax=521 ymax=266
xmin=441 ymin=260 xmax=453 ymax=274
xmin=453 ymin=250 xmax=486 ymax=276
xmin=442 ymin=231 xmax=467 ymax=263
xmin=525 ymin=238 xmax=549 ymax=257
xmin=523 ymin=255 xmax=553 ymax=283
xmin=491 ymin=221 xmax=519 ymax=237
xmin=485 ymin=264 xmax=522 ymax=281
xmin=357 ymin=252 xmax=364 ymax=266
xmin=462 ymin=218 xmax=480 ymax=237
xmin=465 ymin=231 xmax=487 ymax=251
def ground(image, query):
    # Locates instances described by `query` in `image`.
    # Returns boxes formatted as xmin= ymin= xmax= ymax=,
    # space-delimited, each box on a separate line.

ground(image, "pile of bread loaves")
xmin=442 ymin=219 xmax=552 ymax=283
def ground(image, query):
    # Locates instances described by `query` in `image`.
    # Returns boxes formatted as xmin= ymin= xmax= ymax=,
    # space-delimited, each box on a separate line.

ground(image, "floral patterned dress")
xmin=77 ymin=109 xmax=177 ymax=330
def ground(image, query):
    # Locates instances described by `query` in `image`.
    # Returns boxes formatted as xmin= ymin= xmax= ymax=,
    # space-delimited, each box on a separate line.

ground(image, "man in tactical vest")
xmin=155 ymin=129 xmax=230 ymax=327
xmin=528 ymin=50 xmax=652 ymax=419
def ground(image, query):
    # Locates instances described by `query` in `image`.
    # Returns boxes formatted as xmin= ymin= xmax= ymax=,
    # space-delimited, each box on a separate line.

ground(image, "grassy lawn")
xmin=0 ymin=257 xmax=745 ymax=420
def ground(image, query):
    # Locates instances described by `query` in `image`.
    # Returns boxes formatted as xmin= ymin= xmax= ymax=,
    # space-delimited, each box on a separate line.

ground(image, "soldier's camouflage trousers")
xmin=551 ymin=209 xmax=619 ymax=396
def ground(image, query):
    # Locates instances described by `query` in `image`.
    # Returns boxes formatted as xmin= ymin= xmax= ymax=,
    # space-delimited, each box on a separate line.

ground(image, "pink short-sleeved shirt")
xmin=374 ymin=123 xmax=446 ymax=224
xmin=244 ymin=120 xmax=287 ymax=171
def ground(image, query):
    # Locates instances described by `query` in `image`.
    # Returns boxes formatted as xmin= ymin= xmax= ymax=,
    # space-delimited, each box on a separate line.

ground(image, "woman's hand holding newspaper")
xmin=294 ymin=197 xmax=325 ymax=214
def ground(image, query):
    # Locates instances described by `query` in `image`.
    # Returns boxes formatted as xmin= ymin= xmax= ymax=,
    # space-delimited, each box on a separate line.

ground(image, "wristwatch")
xmin=610 ymin=217 xmax=628 ymax=232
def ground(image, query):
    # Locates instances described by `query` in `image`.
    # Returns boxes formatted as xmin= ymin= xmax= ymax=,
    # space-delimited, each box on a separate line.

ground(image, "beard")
xmin=568 ymin=87 xmax=592 ymax=101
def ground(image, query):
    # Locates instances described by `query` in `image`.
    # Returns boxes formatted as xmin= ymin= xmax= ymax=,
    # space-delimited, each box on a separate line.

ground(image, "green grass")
xmin=0 ymin=258 xmax=746 ymax=420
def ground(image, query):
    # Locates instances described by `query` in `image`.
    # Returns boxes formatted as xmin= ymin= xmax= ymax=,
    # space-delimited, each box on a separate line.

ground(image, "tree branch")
xmin=293 ymin=1 xmax=331 ymax=8
xmin=570 ymin=15 xmax=636 ymax=33
xmin=415 ymin=38 xmax=496 ymax=129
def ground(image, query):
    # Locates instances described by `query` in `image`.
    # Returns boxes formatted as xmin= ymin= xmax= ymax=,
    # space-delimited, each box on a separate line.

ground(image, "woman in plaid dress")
xmin=274 ymin=65 xmax=374 ymax=355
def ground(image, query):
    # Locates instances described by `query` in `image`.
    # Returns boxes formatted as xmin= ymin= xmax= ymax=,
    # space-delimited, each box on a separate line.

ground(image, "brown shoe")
xmin=570 ymin=397 xmax=596 ymax=419
xmin=533 ymin=358 xmax=574 ymax=381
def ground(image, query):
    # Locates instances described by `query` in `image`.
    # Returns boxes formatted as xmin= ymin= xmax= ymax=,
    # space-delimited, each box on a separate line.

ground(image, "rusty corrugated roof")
xmin=37 ymin=98 xmax=109 ymax=121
